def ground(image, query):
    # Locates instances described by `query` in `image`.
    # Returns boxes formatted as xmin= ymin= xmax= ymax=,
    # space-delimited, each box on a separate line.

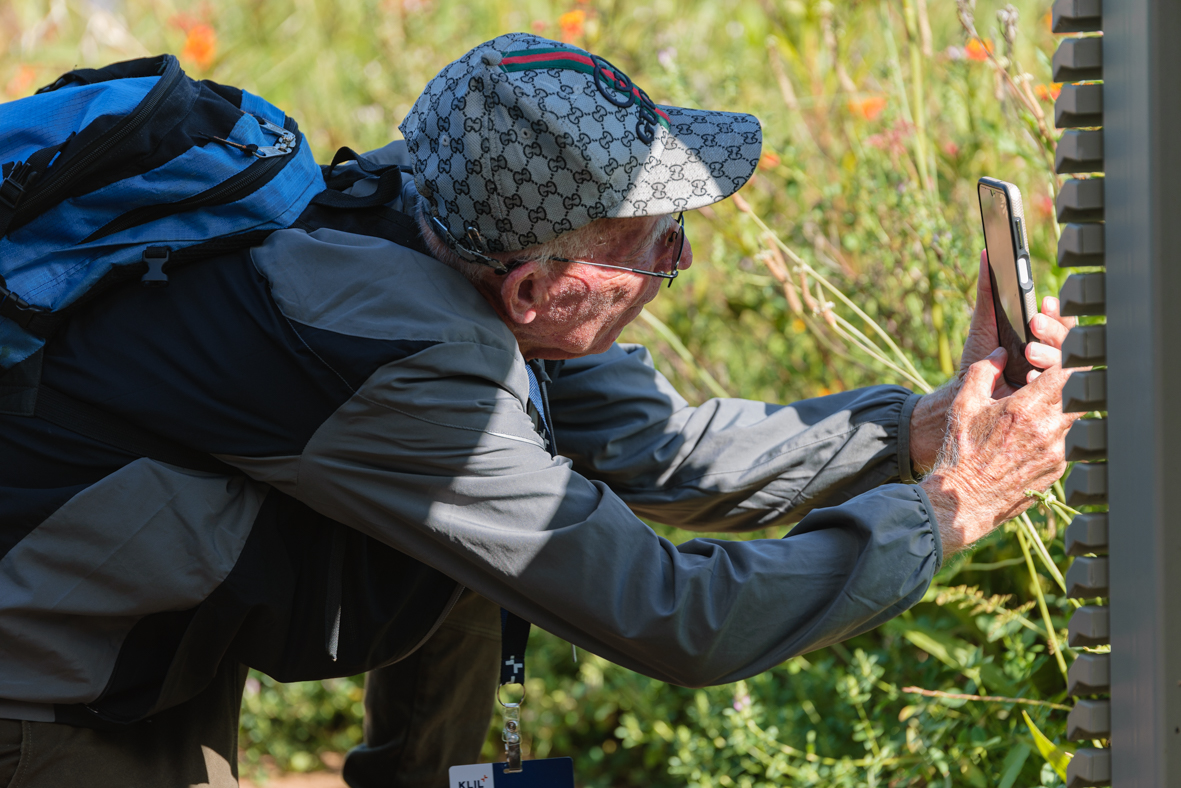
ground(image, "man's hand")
xmin=919 ymin=349 xmax=1080 ymax=553
xmin=908 ymin=251 xmax=1076 ymax=472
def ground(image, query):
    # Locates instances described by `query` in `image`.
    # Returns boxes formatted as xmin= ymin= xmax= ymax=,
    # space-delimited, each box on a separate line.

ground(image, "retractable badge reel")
xmin=448 ymin=612 xmax=574 ymax=788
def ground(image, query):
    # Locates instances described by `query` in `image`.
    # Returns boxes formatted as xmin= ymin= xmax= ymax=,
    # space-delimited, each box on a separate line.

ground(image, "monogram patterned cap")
xmin=398 ymin=32 xmax=763 ymax=260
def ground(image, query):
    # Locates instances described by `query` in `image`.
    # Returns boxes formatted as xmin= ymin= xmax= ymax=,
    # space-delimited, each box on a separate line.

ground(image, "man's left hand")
xmin=908 ymin=250 xmax=1075 ymax=473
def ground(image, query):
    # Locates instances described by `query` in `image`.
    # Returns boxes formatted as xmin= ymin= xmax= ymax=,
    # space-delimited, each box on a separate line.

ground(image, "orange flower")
xmin=848 ymin=95 xmax=887 ymax=121
xmin=531 ymin=19 xmax=547 ymax=33
xmin=5 ymin=65 xmax=38 ymax=98
xmin=181 ymin=23 xmax=217 ymax=70
xmin=758 ymin=150 xmax=782 ymax=171
xmin=965 ymin=38 xmax=993 ymax=61
xmin=1035 ymin=83 xmax=1062 ymax=102
xmin=558 ymin=9 xmax=586 ymax=41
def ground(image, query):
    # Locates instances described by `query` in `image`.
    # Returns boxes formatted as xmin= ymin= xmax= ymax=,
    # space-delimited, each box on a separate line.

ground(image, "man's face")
xmin=516 ymin=215 xmax=693 ymax=360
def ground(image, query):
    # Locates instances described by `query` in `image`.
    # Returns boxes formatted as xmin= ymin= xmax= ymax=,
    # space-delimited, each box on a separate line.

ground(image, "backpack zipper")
xmin=9 ymin=56 xmax=184 ymax=230
xmin=81 ymin=125 xmax=299 ymax=243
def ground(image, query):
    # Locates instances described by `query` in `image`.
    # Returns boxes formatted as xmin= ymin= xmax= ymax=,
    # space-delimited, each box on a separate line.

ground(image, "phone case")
xmin=977 ymin=177 xmax=1038 ymax=387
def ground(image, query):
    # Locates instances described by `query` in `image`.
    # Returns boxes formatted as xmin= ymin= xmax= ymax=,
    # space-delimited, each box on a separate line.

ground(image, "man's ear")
xmin=499 ymin=262 xmax=549 ymax=325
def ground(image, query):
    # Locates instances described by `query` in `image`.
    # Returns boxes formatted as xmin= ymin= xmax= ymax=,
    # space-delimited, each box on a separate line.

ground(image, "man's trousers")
xmin=0 ymin=590 xmax=500 ymax=788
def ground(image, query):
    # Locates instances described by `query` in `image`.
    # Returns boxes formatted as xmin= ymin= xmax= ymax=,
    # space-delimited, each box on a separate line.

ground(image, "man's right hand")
xmin=919 ymin=348 xmax=1080 ymax=553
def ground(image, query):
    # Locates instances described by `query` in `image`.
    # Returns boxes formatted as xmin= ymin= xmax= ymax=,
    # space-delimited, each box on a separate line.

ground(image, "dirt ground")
xmin=240 ymin=773 xmax=347 ymax=788
xmin=239 ymin=753 xmax=348 ymax=788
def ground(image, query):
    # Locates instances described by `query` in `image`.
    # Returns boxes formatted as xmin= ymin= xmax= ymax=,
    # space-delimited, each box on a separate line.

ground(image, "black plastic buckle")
xmin=141 ymin=247 xmax=170 ymax=288
xmin=0 ymin=282 xmax=45 ymax=328
xmin=0 ymin=163 xmax=29 ymax=210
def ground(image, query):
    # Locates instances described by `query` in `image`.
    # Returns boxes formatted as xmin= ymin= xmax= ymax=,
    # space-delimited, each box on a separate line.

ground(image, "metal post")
xmin=1105 ymin=0 xmax=1181 ymax=784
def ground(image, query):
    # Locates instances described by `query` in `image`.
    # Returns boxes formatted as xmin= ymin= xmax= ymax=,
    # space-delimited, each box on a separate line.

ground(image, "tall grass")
xmin=1 ymin=1 xmax=1094 ymax=785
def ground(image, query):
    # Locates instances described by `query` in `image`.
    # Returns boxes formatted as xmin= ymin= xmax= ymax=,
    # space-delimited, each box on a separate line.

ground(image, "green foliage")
xmin=238 ymin=673 xmax=365 ymax=775
xmin=1 ymin=0 xmax=1100 ymax=784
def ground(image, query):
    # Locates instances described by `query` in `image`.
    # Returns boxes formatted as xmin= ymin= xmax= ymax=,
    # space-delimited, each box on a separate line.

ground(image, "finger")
xmin=960 ymin=348 xmax=1007 ymax=406
xmin=975 ymin=251 xmax=994 ymax=306
xmin=1040 ymin=296 xmax=1077 ymax=330
xmin=1014 ymin=363 xmax=1073 ymax=410
xmin=1030 ymin=312 xmax=1070 ymax=350
xmin=1026 ymin=341 xmax=1061 ymax=369
xmin=1027 ymin=369 xmax=1042 ymax=383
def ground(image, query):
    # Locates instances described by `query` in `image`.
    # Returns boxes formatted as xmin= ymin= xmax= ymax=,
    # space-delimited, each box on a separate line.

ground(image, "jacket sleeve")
xmin=255 ymin=340 xmax=942 ymax=688
xmin=549 ymin=343 xmax=924 ymax=531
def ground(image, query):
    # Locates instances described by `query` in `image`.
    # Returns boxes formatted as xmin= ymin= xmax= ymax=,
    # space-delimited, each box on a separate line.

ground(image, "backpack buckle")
xmin=0 ymin=163 xmax=31 ymax=210
xmin=0 ymin=281 xmax=46 ymax=328
xmin=252 ymin=117 xmax=298 ymax=158
xmin=141 ymin=247 xmax=170 ymax=287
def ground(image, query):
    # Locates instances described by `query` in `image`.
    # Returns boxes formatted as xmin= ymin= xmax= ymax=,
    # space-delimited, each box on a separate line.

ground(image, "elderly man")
xmin=0 ymin=33 xmax=1075 ymax=788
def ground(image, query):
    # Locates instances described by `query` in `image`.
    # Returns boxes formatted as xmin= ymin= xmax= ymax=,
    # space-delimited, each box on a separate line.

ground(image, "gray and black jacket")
xmin=0 ymin=177 xmax=942 ymax=727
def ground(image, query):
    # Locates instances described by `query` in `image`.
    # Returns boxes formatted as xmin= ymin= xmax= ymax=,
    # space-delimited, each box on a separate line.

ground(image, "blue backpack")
xmin=0 ymin=54 xmax=418 ymax=377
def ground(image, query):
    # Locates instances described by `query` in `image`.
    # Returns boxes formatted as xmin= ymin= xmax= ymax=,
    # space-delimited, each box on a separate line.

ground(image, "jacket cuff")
xmin=910 ymin=480 xmax=944 ymax=572
xmin=896 ymin=392 xmax=923 ymax=485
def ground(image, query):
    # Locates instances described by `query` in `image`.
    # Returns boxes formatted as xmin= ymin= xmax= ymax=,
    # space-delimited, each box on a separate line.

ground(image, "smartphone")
xmin=977 ymin=177 xmax=1039 ymax=387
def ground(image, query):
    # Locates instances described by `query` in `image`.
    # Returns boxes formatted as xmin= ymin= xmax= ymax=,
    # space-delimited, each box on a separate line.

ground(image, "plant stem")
xmin=1016 ymin=525 xmax=1070 ymax=680
xmin=879 ymin=0 xmax=931 ymax=205
xmin=900 ymin=686 xmax=1071 ymax=711
xmin=638 ymin=310 xmax=731 ymax=399
xmin=1018 ymin=512 xmax=1070 ymax=597
xmin=901 ymin=0 xmax=938 ymax=206
xmin=739 ymin=204 xmax=933 ymax=390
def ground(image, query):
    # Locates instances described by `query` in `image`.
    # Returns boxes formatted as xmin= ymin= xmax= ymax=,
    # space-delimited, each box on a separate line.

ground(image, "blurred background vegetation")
xmin=2 ymin=0 xmax=1101 ymax=785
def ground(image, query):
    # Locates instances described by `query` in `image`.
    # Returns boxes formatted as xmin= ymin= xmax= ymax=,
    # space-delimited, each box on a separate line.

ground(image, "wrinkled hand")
xmin=908 ymin=251 xmax=1076 ymax=472
xmin=960 ymin=250 xmax=1076 ymax=389
xmin=919 ymin=349 xmax=1080 ymax=553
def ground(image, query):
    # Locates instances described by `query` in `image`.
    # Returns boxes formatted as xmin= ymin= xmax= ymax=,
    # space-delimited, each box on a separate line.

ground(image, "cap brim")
xmin=613 ymin=106 xmax=762 ymax=217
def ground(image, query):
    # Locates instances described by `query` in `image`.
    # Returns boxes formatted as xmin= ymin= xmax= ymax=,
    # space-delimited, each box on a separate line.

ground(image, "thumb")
xmin=977 ymin=250 xmax=992 ymax=300
xmin=961 ymin=348 xmax=1006 ymax=404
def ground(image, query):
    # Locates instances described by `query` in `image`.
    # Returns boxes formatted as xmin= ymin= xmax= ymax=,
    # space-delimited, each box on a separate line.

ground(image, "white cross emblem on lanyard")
xmin=505 ymin=656 xmax=523 ymax=679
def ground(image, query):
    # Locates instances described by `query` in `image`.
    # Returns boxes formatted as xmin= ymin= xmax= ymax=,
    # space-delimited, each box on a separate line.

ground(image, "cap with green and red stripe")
xmin=400 ymin=32 xmax=762 ymax=260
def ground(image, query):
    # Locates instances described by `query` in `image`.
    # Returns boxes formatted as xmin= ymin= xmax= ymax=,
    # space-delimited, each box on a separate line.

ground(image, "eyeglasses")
xmin=524 ymin=213 xmax=686 ymax=289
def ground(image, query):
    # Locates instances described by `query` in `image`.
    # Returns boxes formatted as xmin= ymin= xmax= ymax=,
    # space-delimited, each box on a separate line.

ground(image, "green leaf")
xmin=898 ymin=626 xmax=1017 ymax=695
xmin=997 ymin=740 xmax=1032 ymax=788
xmin=1022 ymin=710 xmax=1073 ymax=781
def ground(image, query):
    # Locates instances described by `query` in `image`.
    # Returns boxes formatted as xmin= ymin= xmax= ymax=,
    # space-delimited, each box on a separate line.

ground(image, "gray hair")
xmin=416 ymin=204 xmax=676 ymax=282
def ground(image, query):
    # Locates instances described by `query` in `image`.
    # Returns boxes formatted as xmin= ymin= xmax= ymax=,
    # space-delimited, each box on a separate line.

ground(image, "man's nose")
xmin=678 ymin=237 xmax=693 ymax=271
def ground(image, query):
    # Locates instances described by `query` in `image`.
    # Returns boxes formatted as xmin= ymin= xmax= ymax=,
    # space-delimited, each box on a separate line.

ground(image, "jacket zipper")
xmin=81 ymin=127 xmax=297 ymax=243
xmin=12 ymin=56 xmax=183 ymax=227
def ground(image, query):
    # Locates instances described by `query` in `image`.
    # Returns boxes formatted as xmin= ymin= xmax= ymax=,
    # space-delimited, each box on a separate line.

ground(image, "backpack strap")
xmin=0 ymin=135 xmax=73 ymax=240
xmin=295 ymin=149 xmax=429 ymax=255
xmin=308 ymin=147 xmax=406 ymax=210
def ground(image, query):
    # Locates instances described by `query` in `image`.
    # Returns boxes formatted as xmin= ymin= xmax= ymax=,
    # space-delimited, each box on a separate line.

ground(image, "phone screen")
xmin=978 ymin=182 xmax=1035 ymax=386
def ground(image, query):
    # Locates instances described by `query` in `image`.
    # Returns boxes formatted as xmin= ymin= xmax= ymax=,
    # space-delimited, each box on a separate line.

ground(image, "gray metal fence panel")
xmin=1105 ymin=0 xmax=1181 ymax=784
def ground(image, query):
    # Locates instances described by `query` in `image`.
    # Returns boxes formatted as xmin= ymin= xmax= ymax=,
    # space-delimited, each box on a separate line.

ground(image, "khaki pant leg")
xmin=1 ymin=660 xmax=247 ymax=788
xmin=342 ymin=590 xmax=500 ymax=788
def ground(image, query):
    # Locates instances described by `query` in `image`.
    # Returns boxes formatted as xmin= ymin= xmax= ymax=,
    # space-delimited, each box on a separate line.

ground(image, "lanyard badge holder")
xmin=498 ymin=609 xmax=530 ymax=773
xmin=447 ymin=362 xmax=573 ymax=788
xmin=447 ymin=610 xmax=575 ymax=788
